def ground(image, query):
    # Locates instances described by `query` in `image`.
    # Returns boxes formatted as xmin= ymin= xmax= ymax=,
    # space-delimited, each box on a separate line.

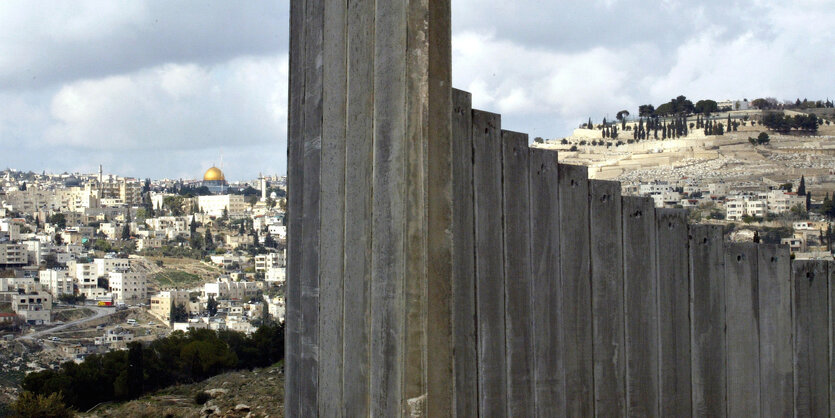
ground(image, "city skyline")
xmin=2 ymin=1 xmax=834 ymax=179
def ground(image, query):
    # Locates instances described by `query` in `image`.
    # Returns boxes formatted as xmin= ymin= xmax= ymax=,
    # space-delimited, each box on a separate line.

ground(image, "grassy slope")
xmin=83 ymin=362 xmax=284 ymax=418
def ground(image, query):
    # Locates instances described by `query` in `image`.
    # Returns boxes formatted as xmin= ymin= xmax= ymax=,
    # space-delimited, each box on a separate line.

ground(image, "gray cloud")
xmin=1 ymin=0 xmax=834 ymax=180
xmin=452 ymin=0 xmax=835 ymax=139
xmin=0 ymin=0 xmax=288 ymax=90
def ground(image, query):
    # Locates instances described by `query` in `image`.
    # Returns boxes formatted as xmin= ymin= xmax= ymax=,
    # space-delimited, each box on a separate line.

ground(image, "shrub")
xmin=194 ymin=391 xmax=211 ymax=405
xmin=12 ymin=392 xmax=73 ymax=418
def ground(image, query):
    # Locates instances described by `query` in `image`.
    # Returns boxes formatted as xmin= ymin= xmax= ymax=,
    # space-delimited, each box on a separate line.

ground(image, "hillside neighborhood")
xmin=0 ymin=167 xmax=287 ymax=409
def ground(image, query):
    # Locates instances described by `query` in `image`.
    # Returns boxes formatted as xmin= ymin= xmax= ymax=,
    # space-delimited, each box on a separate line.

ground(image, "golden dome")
xmin=203 ymin=167 xmax=225 ymax=181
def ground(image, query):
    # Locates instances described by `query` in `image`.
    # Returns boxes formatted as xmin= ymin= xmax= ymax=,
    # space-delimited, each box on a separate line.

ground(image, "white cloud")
xmin=45 ymin=55 xmax=288 ymax=154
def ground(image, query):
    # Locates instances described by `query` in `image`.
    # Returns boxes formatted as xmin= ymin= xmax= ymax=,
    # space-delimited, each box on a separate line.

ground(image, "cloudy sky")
xmin=1 ymin=1 xmax=833 ymax=180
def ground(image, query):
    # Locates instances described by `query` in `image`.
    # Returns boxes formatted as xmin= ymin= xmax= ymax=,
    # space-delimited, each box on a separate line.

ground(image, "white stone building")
xmin=0 ymin=243 xmax=27 ymax=266
xmin=255 ymin=252 xmax=285 ymax=272
xmin=197 ymin=195 xmax=246 ymax=218
xmin=108 ymin=271 xmax=147 ymax=304
xmin=39 ymin=269 xmax=74 ymax=297
xmin=204 ymin=278 xmax=259 ymax=301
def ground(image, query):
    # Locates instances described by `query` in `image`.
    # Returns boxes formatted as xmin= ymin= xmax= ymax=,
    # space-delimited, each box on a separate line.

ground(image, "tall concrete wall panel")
xmin=450 ymin=88 xmax=477 ymax=418
xmin=689 ymin=224 xmax=726 ymax=417
xmin=403 ymin=0 xmax=428 ymax=411
xmin=589 ymin=180 xmax=625 ymax=418
xmin=757 ymin=244 xmax=792 ymax=417
xmin=472 ymin=109 xmax=506 ymax=417
xmin=501 ymin=130 xmax=534 ymax=416
xmin=558 ymin=164 xmax=593 ymax=416
xmin=341 ymin=0 xmax=375 ymax=415
xmin=299 ymin=0 xmax=324 ymax=415
xmin=284 ymin=0 xmax=305 ymax=415
xmin=317 ymin=0 xmax=347 ymax=414
xmin=655 ymin=208 xmax=691 ymax=417
xmin=622 ymin=196 xmax=659 ymax=417
xmin=793 ymin=260 xmax=829 ymax=416
xmin=724 ymin=243 xmax=761 ymax=417
xmin=528 ymin=148 xmax=563 ymax=417
xmin=425 ymin=1 xmax=454 ymax=414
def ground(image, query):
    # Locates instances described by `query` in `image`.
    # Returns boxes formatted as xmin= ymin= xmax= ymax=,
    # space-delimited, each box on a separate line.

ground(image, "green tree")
xmin=93 ymin=239 xmax=112 ymax=252
xmin=205 ymin=229 xmax=214 ymax=250
xmin=798 ymin=176 xmax=806 ymax=196
xmin=617 ymin=110 xmax=629 ymax=129
xmin=172 ymin=303 xmax=188 ymax=322
xmin=207 ymin=295 xmax=218 ymax=316
xmin=49 ymin=214 xmax=67 ymax=229
xmin=757 ymin=132 xmax=770 ymax=145
xmin=694 ymin=99 xmax=718 ymax=114
xmin=751 ymin=98 xmax=771 ymax=109
xmin=121 ymin=223 xmax=130 ymax=240
xmin=189 ymin=232 xmax=204 ymax=250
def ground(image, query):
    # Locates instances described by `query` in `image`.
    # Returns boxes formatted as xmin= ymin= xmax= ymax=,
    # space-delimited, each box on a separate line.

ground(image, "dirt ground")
xmin=131 ymin=256 xmax=222 ymax=291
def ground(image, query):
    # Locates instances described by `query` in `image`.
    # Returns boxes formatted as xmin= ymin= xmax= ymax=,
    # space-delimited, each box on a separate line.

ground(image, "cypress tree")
xmin=798 ymin=175 xmax=806 ymax=196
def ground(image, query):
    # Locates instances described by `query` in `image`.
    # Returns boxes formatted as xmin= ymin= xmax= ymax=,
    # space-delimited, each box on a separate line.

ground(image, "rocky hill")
xmin=82 ymin=362 xmax=284 ymax=418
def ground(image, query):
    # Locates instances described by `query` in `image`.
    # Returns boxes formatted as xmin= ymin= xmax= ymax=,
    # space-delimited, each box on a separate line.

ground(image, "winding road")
xmin=17 ymin=306 xmax=130 ymax=341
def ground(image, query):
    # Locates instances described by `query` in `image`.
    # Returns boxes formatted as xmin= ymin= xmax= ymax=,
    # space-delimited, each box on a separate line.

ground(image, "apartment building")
xmin=0 ymin=243 xmax=27 ymax=267
xmin=39 ymin=269 xmax=74 ymax=297
xmin=13 ymin=291 xmax=52 ymax=324
xmin=197 ymin=195 xmax=247 ymax=218
xmin=149 ymin=290 xmax=191 ymax=323
xmin=108 ymin=271 xmax=147 ymax=304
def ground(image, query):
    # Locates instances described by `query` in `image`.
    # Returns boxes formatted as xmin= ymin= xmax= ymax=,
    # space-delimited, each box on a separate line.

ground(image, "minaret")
xmin=98 ymin=164 xmax=103 ymax=195
xmin=260 ymin=173 xmax=267 ymax=201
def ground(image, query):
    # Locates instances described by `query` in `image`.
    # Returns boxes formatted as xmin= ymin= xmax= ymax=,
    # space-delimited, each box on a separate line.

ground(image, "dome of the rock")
xmin=204 ymin=167 xmax=225 ymax=182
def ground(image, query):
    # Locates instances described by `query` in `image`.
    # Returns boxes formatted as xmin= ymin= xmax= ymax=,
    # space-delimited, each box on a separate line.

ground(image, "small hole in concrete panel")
xmin=600 ymin=194 xmax=609 ymax=203
xmin=703 ymin=237 xmax=708 ymax=244
xmin=771 ymin=257 xmax=777 ymax=263
xmin=570 ymin=179 xmax=577 ymax=187
xmin=688 ymin=235 xmax=693 ymax=240
xmin=737 ymin=255 xmax=742 ymax=262
xmin=484 ymin=128 xmax=489 ymax=134
xmin=633 ymin=210 xmax=642 ymax=218
xmin=668 ymin=222 xmax=673 ymax=229
xmin=806 ymin=272 xmax=815 ymax=281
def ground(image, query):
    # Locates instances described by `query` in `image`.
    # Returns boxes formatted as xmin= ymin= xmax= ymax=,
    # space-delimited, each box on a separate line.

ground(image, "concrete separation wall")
xmin=286 ymin=2 xmax=832 ymax=416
